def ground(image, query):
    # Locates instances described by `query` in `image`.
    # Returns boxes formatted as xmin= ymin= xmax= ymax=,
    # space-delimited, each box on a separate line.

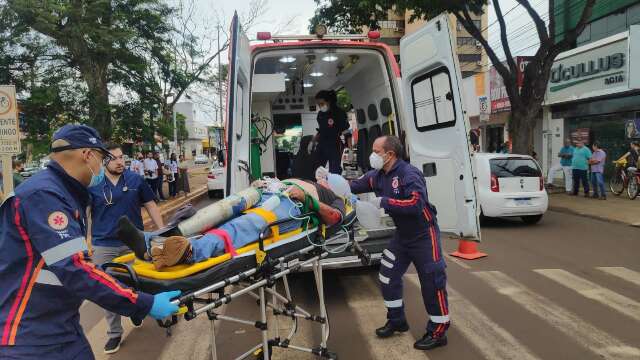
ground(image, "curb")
xmin=143 ymin=186 xmax=209 ymax=229
xmin=548 ymin=205 xmax=640 ymax=227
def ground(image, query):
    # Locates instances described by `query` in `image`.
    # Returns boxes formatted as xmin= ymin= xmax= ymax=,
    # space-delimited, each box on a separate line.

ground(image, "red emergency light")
xmin=367 ymin=30 xmax=381 ymax=40
xmin=257 ymin=32 xmax=272 ymax=41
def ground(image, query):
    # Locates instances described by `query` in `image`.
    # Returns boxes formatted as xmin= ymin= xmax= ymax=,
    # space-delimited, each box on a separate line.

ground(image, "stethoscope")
xmin=103 ymin=176 xmax=129 ymax=206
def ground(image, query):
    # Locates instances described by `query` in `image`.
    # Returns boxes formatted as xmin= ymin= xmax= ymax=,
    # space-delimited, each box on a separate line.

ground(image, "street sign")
xmin=479 ymin=95 xmax=490 ymax=122
xmin=0 ymin=85 xmax=20 ymax=155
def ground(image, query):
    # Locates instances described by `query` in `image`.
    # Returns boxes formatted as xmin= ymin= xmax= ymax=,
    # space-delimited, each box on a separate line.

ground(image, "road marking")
xmin=597 ymin=267 xmax=640 ymax=287
xmin=406 ymin=274 xmax=539 ymax=360
xmin=445 ymin=254 xmax=471 ymax=269
xmin=475 ymin=271 xmax=640 ymax=359
xmin=340 ymin=275 xmax=431 ymax=360
xmin=534 ymin=269 xmax=640 ymax=322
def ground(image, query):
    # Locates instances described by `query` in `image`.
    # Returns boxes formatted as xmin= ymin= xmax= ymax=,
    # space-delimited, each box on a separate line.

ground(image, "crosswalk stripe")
xmin=597 ymin=267 xmax=640 ymax=287
xmin=475 ymin=271 xmax=640 ymax=359
xmin=534 ymin=269 xmax=640 ymax=322
xmin=406 ymin=274 xmax=539 ymax=360
xmin=340 ymin=275 xmax=431 ymax=360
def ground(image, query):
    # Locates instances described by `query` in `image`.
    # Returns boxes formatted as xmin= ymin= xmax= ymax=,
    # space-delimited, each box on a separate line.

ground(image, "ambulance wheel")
xmin=521 ymin=215 xmax=543 ymax=225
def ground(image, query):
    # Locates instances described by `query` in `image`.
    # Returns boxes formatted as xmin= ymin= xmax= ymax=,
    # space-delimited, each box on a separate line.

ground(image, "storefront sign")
xmin=489 ymin=56 xmax=531 ymax=113
xmin=0 ymin=85 xmax=20 ymax=155
xmin=545 ymin=32 xmax=631 ymax=105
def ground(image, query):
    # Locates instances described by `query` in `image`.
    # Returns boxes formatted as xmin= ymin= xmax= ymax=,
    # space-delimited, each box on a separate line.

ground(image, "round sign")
xmin=0 ymin=90 xmax=12 ymax=116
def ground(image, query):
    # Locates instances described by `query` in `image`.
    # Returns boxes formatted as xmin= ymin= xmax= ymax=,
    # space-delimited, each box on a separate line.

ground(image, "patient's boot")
xmin=117 ymin=216 xmax=148 ymax=260
xmin=150 ymin=236 xmax=193 ymax=270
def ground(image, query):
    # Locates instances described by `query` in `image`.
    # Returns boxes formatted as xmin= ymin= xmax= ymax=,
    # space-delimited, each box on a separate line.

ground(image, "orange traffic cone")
xmin=450 ymin=239 xmax=487 ymax=260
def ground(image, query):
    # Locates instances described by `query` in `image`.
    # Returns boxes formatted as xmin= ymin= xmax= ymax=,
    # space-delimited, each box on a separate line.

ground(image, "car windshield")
xmin=490 ymin=158 xmax=541 ymax=178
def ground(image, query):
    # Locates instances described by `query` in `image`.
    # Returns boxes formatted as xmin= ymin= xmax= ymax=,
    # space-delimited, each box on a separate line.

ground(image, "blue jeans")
xmin=190 ymin=194 xmax=302 ymax=262
xmin=572 ymin=169 xmax=589 ymax=195
xmin=590 ymin=172 xmax=605 ymax=197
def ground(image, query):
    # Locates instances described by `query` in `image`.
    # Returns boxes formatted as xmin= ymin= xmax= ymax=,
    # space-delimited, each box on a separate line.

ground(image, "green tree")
xmin=7 ymin=0 xmax=174 ymax=139
xmin=311 ymin=0 xmax=597 ymax=154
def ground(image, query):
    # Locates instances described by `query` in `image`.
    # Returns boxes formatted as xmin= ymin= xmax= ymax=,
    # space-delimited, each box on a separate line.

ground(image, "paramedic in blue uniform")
xmin=0 ymin=124 xmax=180 ymax=360
xmin=350 ymin=135 xmax=449 ymax=351
xmin=312 ymin=90 xmax=351 ymax=174
xmin=89 ymin=143 xmax=165 ymax=354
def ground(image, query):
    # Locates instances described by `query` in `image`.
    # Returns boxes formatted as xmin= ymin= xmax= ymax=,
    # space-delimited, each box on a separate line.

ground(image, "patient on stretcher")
xmin=117 ymin=176 xmax=347 ymax=270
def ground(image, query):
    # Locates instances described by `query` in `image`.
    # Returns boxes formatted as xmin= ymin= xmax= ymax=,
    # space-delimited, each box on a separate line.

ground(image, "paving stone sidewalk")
xmin=548 ymin=188 xmax=640 ymax=227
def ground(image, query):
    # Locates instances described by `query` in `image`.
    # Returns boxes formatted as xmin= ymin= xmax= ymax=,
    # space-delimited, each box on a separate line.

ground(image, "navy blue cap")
xmin=51 ymin=124 xmax=110 ymax=156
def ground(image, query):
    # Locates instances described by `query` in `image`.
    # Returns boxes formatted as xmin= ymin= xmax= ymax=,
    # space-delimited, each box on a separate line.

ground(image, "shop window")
xmin=589 ymin=17 xmax=607 ymax=42
xmin=410 ymin=68 xmax=456 ymax=132
xmin=576 ymin=24 xmax=591 ymax=46
xmin=607 ymin=11 xmax=627 ymax=35
xmin=457 ymin=37 xmax=476 ymax=46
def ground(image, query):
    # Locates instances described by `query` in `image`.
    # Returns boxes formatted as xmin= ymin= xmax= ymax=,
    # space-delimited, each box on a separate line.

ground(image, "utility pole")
xmin=173 ymin=105 xmax=178 ymax=154
xmin=217 ymin=25 xmax=223 ymax=127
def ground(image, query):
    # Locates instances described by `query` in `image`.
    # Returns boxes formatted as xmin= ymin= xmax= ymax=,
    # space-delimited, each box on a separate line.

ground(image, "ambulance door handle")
xmin=423 ymin=162 xmax=437 ymax=177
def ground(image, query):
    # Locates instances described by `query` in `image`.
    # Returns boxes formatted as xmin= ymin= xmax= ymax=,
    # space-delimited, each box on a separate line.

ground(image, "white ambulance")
xmin=224 ymin=12 xmax=481 ymax=268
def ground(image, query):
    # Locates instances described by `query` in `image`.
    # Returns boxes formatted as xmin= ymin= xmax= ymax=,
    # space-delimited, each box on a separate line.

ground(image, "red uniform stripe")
xmin=429 ymin=225 xmax=439 ymax=262
xmin=72 ymin=252 xmax=138 ymax=303
xmin=2 ymin=198 xmax=34 ymax=346
xmin=387 ymin=191 xmax=419 ymax=207
xmin=422 ymin=208 xmax=433 ymax=222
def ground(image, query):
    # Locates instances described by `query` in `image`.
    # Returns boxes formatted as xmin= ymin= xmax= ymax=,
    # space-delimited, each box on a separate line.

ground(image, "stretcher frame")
xmin=106 ymin=212 xmax=369 ymax=360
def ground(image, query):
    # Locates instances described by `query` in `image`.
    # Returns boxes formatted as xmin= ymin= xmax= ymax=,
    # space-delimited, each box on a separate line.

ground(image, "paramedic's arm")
xmin=380 ymin=170 xmax=426 ymax=216
xmin=21 ymin=191 xmax=153 ymax=319
xmin=349 ymin=171 xmax=375 ymax=194
xmin=139 ymin=175 xmax=164 ymax=228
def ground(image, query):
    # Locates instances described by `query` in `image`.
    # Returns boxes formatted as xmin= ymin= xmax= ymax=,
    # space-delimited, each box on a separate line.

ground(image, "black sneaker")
xmin=130 ymin=317 xmax=144 ymax=328
xmin=414 ymin=333 xmax=447 ymax=350
xmin=104 ymin=336 xmax=122 ymax=354
xmin=375 ymin=321 xmax=409 ymax=338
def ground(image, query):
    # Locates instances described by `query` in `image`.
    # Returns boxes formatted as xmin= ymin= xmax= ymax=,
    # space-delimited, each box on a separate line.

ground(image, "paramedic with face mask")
xmin=312 ymin=90 xmax=351 ymax=174
xmin=0 ymin=125 xmax=180 ymax=360
xmin=349 ymin=135 xmax=449 ymax=351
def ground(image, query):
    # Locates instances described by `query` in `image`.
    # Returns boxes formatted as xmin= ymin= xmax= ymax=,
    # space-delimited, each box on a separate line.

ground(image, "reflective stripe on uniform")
xmin=35 ymin=269 xmax=62 ymax=286
xmin=384 ymin=299 xmax=403 ymax=308
xmin=383 ymin=249 xmax=395 ymax=261
xmin=379 ymin=274 xmax=390 ymax=284
xmin=41 ymin=237 xmax=87 ymax=265
xmin=380 ymin=259 xmax=393 ymax=269
xmin=430 ymin=315 xmax=450 ymax=323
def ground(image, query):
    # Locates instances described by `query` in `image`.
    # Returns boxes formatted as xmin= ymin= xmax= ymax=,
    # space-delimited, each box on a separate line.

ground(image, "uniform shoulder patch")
xmin=48 ymin=211 xmax=69 ymax=231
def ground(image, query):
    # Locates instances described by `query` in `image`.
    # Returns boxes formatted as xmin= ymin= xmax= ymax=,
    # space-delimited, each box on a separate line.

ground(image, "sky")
xmin=187 ymin=0 xmax=549 ymax=124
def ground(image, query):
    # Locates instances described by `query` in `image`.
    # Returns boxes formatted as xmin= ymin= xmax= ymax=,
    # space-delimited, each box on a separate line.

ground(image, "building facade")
xmin=174 ymin=102 xmax=211 ymax=159
xmin=543 ymin=0 xmax=640 ymax=181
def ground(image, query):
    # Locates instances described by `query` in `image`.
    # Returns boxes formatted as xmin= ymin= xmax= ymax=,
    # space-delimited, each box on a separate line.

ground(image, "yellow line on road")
xmin=406 ymin=274 xmax=539 ymax=360
xmin=534 ymin=269 xmax=640 ymax=322
xmin=597 ymin=267 xmax=640 ymax=287
xmin=475 ymin=270 xmax=640 ymax=359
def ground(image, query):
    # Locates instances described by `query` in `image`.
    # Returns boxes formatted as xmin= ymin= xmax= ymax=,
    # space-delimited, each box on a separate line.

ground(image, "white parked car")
xmin=194 ymin=154 xmax=209 ymax=165
xmin=474 ymin=153 xmax=548 ymax=224
xmin=207 ymin=166 xmax=225 ymax=198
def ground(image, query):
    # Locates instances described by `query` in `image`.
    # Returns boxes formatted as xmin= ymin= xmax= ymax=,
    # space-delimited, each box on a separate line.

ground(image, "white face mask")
xmin=369 ymin=152 xmax=385 ymax=170
xmin=319 ymin=105 xmax=329 ymax=113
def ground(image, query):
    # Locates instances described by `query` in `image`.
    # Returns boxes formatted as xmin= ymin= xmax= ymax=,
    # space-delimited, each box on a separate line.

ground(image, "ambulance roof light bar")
xmin=255 ymin=28 xmax=381 ymax=42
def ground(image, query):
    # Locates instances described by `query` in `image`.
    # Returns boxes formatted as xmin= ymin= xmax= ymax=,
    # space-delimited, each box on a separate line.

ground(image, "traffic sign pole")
xmin=0 ymin=85 xmax=20 ymax=196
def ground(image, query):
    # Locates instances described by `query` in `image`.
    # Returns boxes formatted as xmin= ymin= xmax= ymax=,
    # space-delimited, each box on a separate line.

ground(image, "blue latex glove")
xmin=149 ymin=290 xmax=181 ymax=319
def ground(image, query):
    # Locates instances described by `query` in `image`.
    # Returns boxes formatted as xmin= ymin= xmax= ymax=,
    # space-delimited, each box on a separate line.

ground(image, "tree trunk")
xmin=510 ymin=104 xmax=540 ymax=155
xmin=81 ymin=62 xmax=111 ymax=140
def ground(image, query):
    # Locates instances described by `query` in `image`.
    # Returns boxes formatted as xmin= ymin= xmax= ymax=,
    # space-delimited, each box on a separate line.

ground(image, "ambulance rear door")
xmin=399 ymin=15 xmax=480 ymax=240
xmin=225 ymin=12 xmax=252 ymax=195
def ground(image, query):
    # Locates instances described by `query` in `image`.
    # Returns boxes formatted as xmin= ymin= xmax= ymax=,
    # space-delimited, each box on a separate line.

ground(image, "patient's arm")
xmin=317 ymin=202 xmax=342 ymax=226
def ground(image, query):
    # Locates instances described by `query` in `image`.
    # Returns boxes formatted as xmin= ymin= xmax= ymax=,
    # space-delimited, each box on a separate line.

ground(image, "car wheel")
xmin=215 ymin=190 xmax=225 ymax=198
xmin=521 ymin=214 xmax=543 ymax=224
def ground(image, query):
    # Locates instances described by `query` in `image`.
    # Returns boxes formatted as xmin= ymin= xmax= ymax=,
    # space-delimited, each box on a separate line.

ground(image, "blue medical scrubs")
xmin=90 ymin=169 xmax=155 ymax=247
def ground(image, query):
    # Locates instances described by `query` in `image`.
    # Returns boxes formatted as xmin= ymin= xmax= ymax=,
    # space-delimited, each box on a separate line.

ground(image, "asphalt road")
xmin=82 ymin=208 xmax=640 ymax=360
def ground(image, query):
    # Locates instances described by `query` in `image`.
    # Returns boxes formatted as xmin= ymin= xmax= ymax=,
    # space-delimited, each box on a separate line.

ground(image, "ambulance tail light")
xmin=257 ymin=32 xmax=272 ymax=41
xmin=539 ymin=176 xmax=544 ymax=191
xmin=208 ymin=173 xmax=216 ymax=180
xmin=490 ymin=174 xmax=499 ymax=192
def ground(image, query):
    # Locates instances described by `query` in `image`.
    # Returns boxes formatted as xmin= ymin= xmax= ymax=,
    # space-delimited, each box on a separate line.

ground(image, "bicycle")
xmin=627 ymin=167 xmax=640 ymax=200
xmin=609 ymin=159 xmax=628 ymax=195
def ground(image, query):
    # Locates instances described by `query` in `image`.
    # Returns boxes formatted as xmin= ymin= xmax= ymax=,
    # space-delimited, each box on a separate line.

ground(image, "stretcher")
xmin=104 ymin=206 xmax=368 ymax=360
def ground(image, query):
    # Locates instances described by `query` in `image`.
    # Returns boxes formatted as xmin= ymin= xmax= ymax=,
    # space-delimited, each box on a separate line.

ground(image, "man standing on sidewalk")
xmin=546 ymin=138 xmax=574 ymax=193
xmin=143 ymin=151 xmax=159 ymax=201
xmin=90 ymin=144 xmax=165 ymax=354
xmin=589 ymin=142 xmax=607 ymax=200
xmin=571 ymin=140 xmax=592 ymax=197
xmin=153 ymin=152 xmax=166 ymax=201
xmin=130 ymin=152 xmax=145 ymax=177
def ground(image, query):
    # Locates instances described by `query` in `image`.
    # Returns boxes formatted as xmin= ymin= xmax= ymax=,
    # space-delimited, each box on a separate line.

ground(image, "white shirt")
xmin=143 ymin=158 xmax=158 ymax=179
xmin=168 ymin=160 xmax=178 ymax=174
xmin=130 ymin=159 xmax=145 ymax=176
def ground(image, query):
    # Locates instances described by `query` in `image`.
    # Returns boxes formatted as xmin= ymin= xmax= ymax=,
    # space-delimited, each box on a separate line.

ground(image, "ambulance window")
xmin=410 ymin=68 xmax=456 ymax=132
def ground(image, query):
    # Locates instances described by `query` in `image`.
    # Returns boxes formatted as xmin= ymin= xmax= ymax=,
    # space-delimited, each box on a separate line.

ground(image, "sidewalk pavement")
xmin=142 ymin=166 xmax=210 ymax=230
xmin=548 ymin=189 xmax=640 ymax=227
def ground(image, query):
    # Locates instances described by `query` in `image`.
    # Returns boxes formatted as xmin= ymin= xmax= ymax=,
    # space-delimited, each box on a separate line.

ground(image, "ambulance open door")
xmin=225 ymin=12 xmax=252 ymax=195
xmin=399 ymin=15 xmax=480 ymax=240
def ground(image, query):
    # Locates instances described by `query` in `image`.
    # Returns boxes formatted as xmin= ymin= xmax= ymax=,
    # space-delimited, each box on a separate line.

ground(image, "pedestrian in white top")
xmin=130 ymin=152 xmax=145 ymax=177
xmin=546 ymin=138 xmax=574 ymax=193
xmin=143 ymin=152 xmax=159 ymax=201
